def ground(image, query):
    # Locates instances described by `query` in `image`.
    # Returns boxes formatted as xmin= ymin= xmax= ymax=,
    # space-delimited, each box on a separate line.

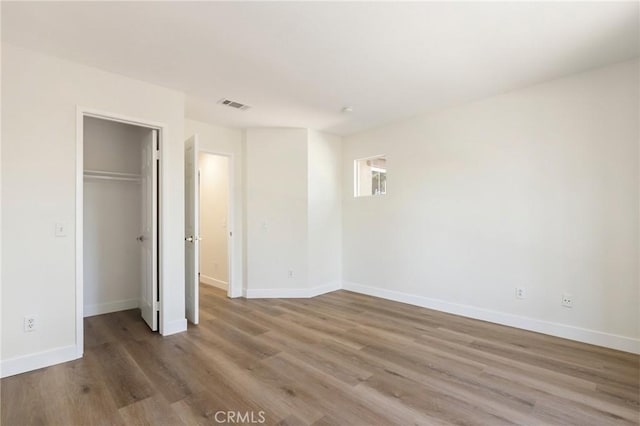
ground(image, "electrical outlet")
xmin=515 ymin=287 xmax=526 ymax=299
xmin=24 ymin=316 xmax=37 ymax=332
xmin=561 ymin=293 xmax=573 ymax=308
xmin=288 ymin=269 xmax=294 ymax=278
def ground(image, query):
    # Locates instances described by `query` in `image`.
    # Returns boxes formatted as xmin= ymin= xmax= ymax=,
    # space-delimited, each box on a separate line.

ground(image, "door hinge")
xmin=154 ymin=150 xmax=160 ymax=161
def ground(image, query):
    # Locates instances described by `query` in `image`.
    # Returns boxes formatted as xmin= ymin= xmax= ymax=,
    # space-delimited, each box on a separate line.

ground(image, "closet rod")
xmin=84 ymin=175 xmax=141 ymax=183
xmin=84 ymin=169 xmax=142 ymax=183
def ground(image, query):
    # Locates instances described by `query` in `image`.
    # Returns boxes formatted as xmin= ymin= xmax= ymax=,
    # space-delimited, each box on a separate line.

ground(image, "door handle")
xmin=185 ymin=236 xmax=194 ymax=242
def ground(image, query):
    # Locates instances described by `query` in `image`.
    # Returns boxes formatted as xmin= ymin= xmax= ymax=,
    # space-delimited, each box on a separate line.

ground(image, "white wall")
xmin=342 ymin=60 xmax=639 ymax=352
xmin=245 ymin=128 xmax=309 ymax=293
xmin=83 ymin=117 xmax=149 ymax=316
xmin=184 ymin=119 xmax=244 ymax=297
xmin=244 ymin=128 xmax=342 ymax=297
xmin=308 ymin=131 xmax=342 ymax=290
xmin=199 ymin=153 xmax=229 ymax=289
xmin=1 ymin=44 xmax=186 ymax=375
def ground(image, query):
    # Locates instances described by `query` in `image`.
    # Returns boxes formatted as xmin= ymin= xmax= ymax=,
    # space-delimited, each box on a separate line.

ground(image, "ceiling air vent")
xmin=218 ymin=98 xmax=251 ymax=111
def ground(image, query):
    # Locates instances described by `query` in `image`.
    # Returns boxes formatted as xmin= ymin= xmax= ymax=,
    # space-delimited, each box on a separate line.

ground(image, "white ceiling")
xmin=3 ymin=2 xmax=639 ymax=136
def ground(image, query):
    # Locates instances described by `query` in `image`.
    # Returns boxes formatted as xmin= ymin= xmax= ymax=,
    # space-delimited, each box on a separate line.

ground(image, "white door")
xmin=185 ymin=134 xmax=199 ymax=324
xmin=140 ymin=129 xmax=159 ymax=331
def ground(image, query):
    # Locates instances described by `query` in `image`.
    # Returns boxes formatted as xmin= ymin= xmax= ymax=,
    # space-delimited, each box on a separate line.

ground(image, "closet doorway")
xmin=77 ymin=110 xmax=164 ymax=351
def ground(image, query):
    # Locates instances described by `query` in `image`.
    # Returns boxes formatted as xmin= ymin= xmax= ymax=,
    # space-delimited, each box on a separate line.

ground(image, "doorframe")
xmin=75 ymin=106 xmax=168 ymax=357
xmin=197 ymin=148 xmax=237 ymax=299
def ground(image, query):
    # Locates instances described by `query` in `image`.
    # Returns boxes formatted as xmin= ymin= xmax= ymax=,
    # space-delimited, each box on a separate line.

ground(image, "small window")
xmin=354 ymin=155 xmax=387 ymax=197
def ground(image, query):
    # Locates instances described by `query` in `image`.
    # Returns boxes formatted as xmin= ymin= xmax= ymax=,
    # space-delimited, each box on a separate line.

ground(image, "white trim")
xmin=200 ymin=274 xmax=228 ymax=290
xmin=343 ymin=281 xmax=640 ymax=354
xmin=162 ymin=319 xmax=188 ymax=336
xmin=75 ymin=108 xmax=85 ymax=356
xmin=246 ymin=281 xmax=342 ymax=299
xmin=76 ymin=106 xmax=169 ymax=355
xmin=83 ymin=299 xmax=139 ymax=317
xmin=77 ymin=107 xmax=167 ymax=130
xmin=246 ymin=288 xmax=311 ymax=299
xmin=308 ymin=281 xmax=343 ymax=297
xmin=156 ymin=127 xmax=166 ymax=334
xmin=1 ymin=345 xmax=79 ymax=378
xmin=197 ymin=148 xmax=239 ymax=298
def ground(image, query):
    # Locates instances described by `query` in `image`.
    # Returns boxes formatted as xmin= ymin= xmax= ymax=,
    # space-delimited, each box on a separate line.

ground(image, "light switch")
xmin=55 ymin=223 xmax=67 ymax=237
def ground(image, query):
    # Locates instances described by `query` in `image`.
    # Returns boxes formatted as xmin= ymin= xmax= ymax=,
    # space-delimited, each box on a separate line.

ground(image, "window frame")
xmin=353 ymin=154 xmax=387 ymax=198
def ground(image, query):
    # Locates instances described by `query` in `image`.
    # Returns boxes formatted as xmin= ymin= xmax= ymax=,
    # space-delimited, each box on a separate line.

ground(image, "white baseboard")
xmin=246 ymin=281 xmax=342 ymax=299
xmin=229 ymin=287 xmax=245 ymax=298
xmin=0 ymin=345 xmax=80 ymax=378
xmin=2 ymin=316 xmax=188 ymax=377
xmin=162 ymin=318 xmax=187 ymax=336
xmin=200 ymin=274 xmax=228 ymax=291
xmin=343 ymin=281 xmax=640 ymax=354
xmin=246 ymin=287 xmax=310 ymax=298
xmin=84 ymin=298 xmax=139 ymax=317
xmin=308 ymin=281 xmax=342 ymax=297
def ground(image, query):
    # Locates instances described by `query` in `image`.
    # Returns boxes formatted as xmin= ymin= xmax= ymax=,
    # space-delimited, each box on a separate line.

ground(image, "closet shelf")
xmin=84 ymin=169 xmax=142 ymax=182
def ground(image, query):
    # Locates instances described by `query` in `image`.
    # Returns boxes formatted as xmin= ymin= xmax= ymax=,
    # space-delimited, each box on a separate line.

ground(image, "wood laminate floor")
xmin=1 ymin=284 xmax=639 ymax=425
